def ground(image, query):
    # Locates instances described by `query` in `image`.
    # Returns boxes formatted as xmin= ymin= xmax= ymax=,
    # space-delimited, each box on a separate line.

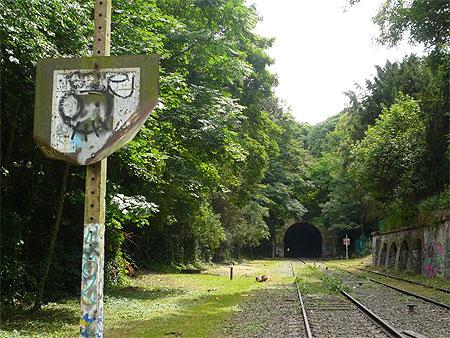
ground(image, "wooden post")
xmin=345 ymin=234 xmax=349 ymax=260
xmin=80 ymin=1 xmax=111 ymax=337
xmin=230 ymin=266 xmax=233 ymax=280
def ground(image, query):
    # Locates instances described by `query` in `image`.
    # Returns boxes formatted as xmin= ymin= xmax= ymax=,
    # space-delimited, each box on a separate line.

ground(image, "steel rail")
xmin=298 ymin=261 xmax=408 ymax=337
xmin=291 ymin=261 xmax=313 ymax=338
xmin=356 ymin=267 xmax=450 ymax=294
xmin=290 ymin=260 xmax=296 ymax=277
xmin=343 ymin=268 xmax=450 ymax=310
xmin=341 ymin=290 xmax=404 ymax=338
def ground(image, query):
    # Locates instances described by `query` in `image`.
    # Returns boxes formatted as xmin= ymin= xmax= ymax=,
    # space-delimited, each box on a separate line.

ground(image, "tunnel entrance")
xmin=284 ymin=222 xmax=322 ymax=258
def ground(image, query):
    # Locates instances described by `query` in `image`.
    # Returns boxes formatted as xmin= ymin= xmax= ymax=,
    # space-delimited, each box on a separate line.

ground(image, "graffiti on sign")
xmin=34 ymin=55 xmax=159 ymax=166
xmin=51 ymin=69 xmax=139 ymax=164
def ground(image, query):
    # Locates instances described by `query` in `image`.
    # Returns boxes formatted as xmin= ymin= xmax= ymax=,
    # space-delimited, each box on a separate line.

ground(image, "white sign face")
xmin=50 ymin=68 xmax=140 ymax=164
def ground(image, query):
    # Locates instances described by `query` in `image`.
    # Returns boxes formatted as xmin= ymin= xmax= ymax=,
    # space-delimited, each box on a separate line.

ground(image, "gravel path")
xmin=338 ymin=270 xmax=450 ymax=338
xmin=219 ymin=284 xmax=306 ymax=337
xmin=219 ymin=261 xmax=305 ymax=337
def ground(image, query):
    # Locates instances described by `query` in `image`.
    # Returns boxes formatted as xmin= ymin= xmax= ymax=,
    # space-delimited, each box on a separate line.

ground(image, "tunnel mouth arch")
xmin=284 ymin=222 xmax=322 ymax=258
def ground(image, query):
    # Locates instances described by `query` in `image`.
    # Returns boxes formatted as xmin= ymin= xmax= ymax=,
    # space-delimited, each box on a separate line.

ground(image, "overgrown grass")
xmin=295 ymin=265 xmax=347 ymax=295
xmin=0 ymin=259 xmax=289 ymax=338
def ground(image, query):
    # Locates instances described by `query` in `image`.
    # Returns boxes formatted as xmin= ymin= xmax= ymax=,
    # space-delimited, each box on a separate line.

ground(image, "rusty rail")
xmin=341 ymin=290 xmax=404 ymax=337
xmin=291 ymin=261 xmax=313 ymax=338
xmin=356 ymin=267 xmax=450 ymax=294
xmin=343 ymin=268 xmax=450 ymax=310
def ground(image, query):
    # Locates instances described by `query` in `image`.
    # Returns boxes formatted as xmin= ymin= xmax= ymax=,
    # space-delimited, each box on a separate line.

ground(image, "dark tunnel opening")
xmin=284 ymin=222 xmax=322 ymax=258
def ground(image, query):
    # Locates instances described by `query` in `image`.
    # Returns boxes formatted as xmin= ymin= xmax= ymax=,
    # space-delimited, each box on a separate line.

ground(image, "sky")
xmin=252 ymin=0 xmax=424 ymax=124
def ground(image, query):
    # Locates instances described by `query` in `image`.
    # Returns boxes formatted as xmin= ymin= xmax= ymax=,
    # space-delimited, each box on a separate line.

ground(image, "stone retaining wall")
xmin=372 ymin=221 xmax=449 ymax=279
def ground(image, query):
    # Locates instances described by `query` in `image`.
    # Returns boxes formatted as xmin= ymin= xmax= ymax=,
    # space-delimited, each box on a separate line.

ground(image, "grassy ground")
xmin=293 ymin=262 xmax=347 ymax=295
xmin=324 ymin=256 xmax=450 ymax=306
xmin=4 ymin=257 xmax=447 ymax=337
xmin=0 ymin=260 xmax=292 ymax=338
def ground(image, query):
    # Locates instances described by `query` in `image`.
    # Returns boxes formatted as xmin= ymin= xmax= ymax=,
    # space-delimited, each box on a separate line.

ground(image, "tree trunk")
xmin=272 ymin=238 xmax=275 ymax=259
xmin=2 ymin=103 xmax=19 ymax=167
xmin=33 ymin=163 xmax=71 ymax=311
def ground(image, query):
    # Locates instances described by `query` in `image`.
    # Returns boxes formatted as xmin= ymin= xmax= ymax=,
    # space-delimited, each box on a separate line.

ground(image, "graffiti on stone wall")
xmin=423 ymin=240 xmax=445 ymax=278
xmin=80 ymin=223 xmax=105 ymax=338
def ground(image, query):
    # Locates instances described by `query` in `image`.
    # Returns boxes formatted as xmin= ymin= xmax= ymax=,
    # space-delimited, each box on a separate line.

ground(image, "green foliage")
xmin=295 ymin=265 xmax=346 ymax=295
xmin=2 ymin=0 xmax=448 ymax=312
xmin=105 ymin=193 xmax=160 ymax=285
xmin=378 ymin=199 xmax=416 ymax=232
xmin=307 ymin=114 xmax=341 ymax=156
xmin=192 ymin=204 xmax=225 ymax=261
xmin=1 ymin=0 xmax=93 ymax=309
xmin=351 ymin=94 xmax=427 ymax=202
xmin=229 ymin=200 xmax=270 ymax=250
xmin=260 ymin=113 xmax=311 ymax=247
xmin=1 ymin=0 xmax=311 ymax=310
xmin=305 ymin=54 xmax=448 ymax=239
xmin=374 ymin=0 xmax=450 ymax=51
xmin=417 ymin=187 xmax=450 ymax=227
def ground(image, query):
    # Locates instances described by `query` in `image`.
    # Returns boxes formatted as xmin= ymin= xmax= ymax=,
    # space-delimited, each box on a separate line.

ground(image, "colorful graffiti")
xmin=423 ymin=239 xmax=445 ymax=278
xmin=80 ymin=223 xmax=105 ymax=338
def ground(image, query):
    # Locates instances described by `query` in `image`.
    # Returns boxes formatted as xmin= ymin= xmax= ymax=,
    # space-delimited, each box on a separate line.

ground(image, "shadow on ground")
xmin=0 ymin=302 xmax=79 ymax=336
xmin=108 ymin=285 xmax=185 ymax=301
xmin=105 ymin=283 xmax=295 ymax=338
xmin=0 ymin=286 xmax=185 ymax=336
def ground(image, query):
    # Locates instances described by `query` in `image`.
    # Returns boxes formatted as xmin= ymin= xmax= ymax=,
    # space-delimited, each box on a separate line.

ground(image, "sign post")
xmin=79 ymin=2 xmax=110 ymax=337
xmin=343 ymin=234 xmax=350 ymax=260
xmin=33 ymin=1 xmax=158 ymax=337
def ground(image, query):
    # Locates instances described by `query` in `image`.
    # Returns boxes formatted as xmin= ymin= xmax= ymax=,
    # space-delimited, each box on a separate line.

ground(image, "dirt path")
xmin=217 ymin=260 xmax=306 ymax=337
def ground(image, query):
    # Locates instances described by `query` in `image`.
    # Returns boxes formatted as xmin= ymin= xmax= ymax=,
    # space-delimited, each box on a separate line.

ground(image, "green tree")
xmin=374 ymin=0 xmax=450 ymax=52
xmin=1 ymin=0 xmax=92 ymax=309
xmin=351 ymin=94 xmax=427 ymax=204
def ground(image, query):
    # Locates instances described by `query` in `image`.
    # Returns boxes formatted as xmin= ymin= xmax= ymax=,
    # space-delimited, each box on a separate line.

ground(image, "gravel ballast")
xmin=304 ymin=294 xmax=391 ymax=338
xmin=219 ymin=283 xmax=306 ymax=337
xmin=338 ymin=270 xmax=450 ymax=338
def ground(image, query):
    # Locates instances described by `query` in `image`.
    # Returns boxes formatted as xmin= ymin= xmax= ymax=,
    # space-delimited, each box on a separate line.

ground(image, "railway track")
xmin=326 ymin=262 xmax=450 ymax=337
xmin=355 ymin=267 xmax=450 ymax=294
xmin=290 ymin=261 xmax=313 ymax=338
xmin=291 ymin=260 xmax=400 ymax=337
xmin=339 ymin=266 xmax=450 ymax=310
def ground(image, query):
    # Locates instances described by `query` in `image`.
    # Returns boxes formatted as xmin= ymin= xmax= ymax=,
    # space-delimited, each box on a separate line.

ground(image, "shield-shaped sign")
xmin=34 ymin=55 xmax=158 ymax=165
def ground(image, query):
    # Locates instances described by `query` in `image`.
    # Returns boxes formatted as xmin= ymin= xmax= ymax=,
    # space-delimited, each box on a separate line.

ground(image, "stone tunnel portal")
xmin=284 ymin=222 xmax=322 ymax=258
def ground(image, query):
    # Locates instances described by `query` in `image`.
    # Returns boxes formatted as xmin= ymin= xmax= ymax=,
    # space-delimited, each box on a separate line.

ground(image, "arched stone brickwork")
xmin=371 ymin=224 xmax=449 ymax=280
xmin=379 ymin=242 xmax=387 ymax=266
xmin=411 ymin=238 xmax=422 ymax=274
xmin=387 ymin=242 xmax=398 ymax=268
xmin=398 ymin=240 xmax=409 ymax=270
